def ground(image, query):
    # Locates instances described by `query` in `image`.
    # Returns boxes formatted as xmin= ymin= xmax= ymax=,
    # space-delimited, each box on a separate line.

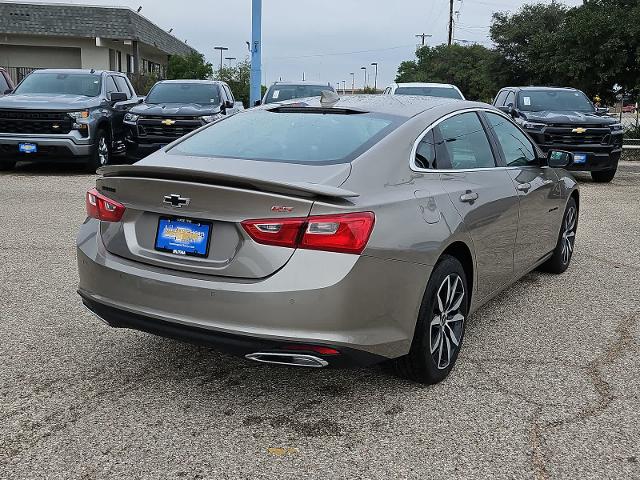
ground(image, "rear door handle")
xmin=516 ymin=182 xmax=532 ymax=192
xmin=460 ymin=191 xmax=479 ymax=203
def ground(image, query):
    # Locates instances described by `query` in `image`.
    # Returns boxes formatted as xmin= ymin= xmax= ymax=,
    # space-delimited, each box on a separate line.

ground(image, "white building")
xmin=0 ymin=2 xmax=197 ymax=84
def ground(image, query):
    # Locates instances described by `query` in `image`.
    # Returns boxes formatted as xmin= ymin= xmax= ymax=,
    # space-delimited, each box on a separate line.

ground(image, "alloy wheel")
xmin=98 ymin=136 xmax=109 ymax=166
xmin=430 ymin=274 xmax=465 ymax=370
xmin=561 ymin=206 xmax=577 ymax=265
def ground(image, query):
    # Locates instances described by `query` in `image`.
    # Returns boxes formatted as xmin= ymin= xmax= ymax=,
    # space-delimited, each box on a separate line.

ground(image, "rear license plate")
xmin=573 ymin=153 xmax=588 ymax=164
xmin=18 ymin=143 xmax=38 ymax=154
xmin=155 ymin=217 xmax=211 ymax=258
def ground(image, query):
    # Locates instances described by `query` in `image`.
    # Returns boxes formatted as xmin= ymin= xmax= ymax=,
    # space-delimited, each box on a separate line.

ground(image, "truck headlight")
xmin=68 ymin=110 xmax=90 ymax=120
xmin=522 ymin=122 xmax=546 ymax=130
xmin=200 ymin=113 xmax=223 ymax=123
xmin=610 ymin=123 xmax=623 ymax=132
xmin=124 ymin=113 xmax=139 ymax=123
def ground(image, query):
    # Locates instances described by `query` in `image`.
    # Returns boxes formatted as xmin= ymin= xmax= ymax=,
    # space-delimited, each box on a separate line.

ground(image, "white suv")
xmin=383 ymin=82 xmax=465 ymax=100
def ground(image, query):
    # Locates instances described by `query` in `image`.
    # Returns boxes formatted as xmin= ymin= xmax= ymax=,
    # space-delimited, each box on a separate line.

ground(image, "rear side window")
xmin=436 ymin=112 xmax=496 ymax=169
xmin=414 ymin=129 xmax=437 ymax=169
xmin=169 ymin=110 xmax=401 ymax=164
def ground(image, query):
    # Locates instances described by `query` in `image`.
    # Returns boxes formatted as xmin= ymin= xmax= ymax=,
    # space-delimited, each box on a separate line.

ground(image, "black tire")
xmin=591 ymin=167 xmax=616 ymax=183
xmin=393 ymin=255 xmax=469 ymax=384
xmin=540 ymin=197 xmax=578 ymax=274
xmin=86 ymin=129 xmax=110 ymax=173
xmin=0 ymin=160 xmax=16 ymax=171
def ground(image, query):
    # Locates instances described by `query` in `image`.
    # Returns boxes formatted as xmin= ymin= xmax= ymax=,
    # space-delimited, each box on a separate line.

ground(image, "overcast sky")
xmin=31 ymin=0 xmax=581 ymax=88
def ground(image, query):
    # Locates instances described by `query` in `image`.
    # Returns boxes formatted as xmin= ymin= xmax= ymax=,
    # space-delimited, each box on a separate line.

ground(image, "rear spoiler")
xmin=98 ymin=164 xmax=359 ymax=199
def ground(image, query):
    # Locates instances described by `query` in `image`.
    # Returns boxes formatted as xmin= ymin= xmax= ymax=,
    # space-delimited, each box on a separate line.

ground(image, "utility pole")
xmin=361 ymin=66 xmax=367 ymax=90
xmin=342 ymin=80 xmax=346 ymax=95
xmin=350 ymin=72 xmax=355 ymax=95
xmin=415 ymin=33 xmax=432 ymax=47
xmin=448 ymin=0 xmax=454 ymax=46
xmin=214 ymin=46 xmax=228 ymax=73
xmin=225 ymin=57 xmax=236 ymax=67
xmin=249 ymin=0 xmax=262 ymax=107
xmin=370 ymin=62 xmax=378 ymax=91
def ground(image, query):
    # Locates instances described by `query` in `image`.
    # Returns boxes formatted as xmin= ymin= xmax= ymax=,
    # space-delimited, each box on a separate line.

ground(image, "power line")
xmin=264 ymin=44 xmax=414 ymax=61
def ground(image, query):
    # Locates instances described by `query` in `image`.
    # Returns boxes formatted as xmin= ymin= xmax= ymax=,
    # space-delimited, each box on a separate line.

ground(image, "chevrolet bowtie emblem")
xmin=161 ymin=119 xmax=176 ymax=126
xmin=163 ymin=194 xmax=190 ymax=208
xmin=572 ymin=127 xmax=587 ymax=134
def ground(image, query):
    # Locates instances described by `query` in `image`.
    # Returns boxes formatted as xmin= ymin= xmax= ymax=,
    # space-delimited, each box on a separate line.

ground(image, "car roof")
xmin=261 ymin=94 xmax=485 ymax=119
xmin=504 ymin=86 xmax=581 ymax=92
xmin=31 ymin=69 xmax=122 ymax=75
xmin=394 ymin=82 xmax=459 ymax=89
xmin=269 ymin=81 xmax=332 ymax=87
xmin=156 ymin=79 xmax=224 ymax=85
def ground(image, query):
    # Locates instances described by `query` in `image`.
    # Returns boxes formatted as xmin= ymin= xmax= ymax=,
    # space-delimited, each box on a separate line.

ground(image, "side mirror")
xmin=109 ymin=92 xmax=128 ymax=103
xmin=3 ymin=89 xmax=13 ymax=95
xmin=225 ymin=100 xmax=234 ymax=109
xmin=254 ymin=100 xmax=262 ymax=106
xmin=497 ymin=104 xmax=518 ymax=118
xmin=547 ymin=150 xmax=574 ymax=168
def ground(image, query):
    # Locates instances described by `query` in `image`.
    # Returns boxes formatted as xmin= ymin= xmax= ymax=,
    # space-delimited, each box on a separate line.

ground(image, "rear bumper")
xmin=76 ymin=219 xmax=429 ymax=363
xmin=0 ymin=133 xmax=92 ymax=160
xmin=80 ymin=294 xmax=384 ymax=367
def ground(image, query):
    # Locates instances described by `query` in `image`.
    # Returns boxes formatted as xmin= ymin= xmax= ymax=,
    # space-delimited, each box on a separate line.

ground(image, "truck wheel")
xmin=87 ymin=129 xmax=110 ymax=173
xmin=591 ymin=167 xmax=617 ymax=183
xmin=0 ymin=160 xmax=16 ymax=171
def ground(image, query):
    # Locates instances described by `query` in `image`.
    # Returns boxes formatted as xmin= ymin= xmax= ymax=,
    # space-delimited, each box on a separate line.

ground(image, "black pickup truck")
xmin=493 ymin=86 xmax=623 ymax=182
xmin=123 ymin=80 xmax=243 ymax=159
xmin=0 ymin=69 xmax=140 ymax=171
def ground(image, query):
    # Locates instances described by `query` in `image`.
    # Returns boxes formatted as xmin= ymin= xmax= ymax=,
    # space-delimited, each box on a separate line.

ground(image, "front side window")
xmin=106 ymin=76 xmax=118 ymax=95
xmin=505 ymin=91 xmax=515 ymax=107
xmin=146 ymin=83 xmax=221 ymax=105
xmin=485 ymin=113 xmax=537 ymax=167
xmin=14 ymin=73 xmax=102 ymax=97
xmin=0 ymin=74 xmax=8 ymax=92
xmin=436 ymin=112 xmax=496 ymax=170
xmin=169 ymin=110 xmax=401 ymax=164
xmin=494 ymin=90 xmax=508 ymax=106
xmin=114 ymin=76 xmax=132 ymax=98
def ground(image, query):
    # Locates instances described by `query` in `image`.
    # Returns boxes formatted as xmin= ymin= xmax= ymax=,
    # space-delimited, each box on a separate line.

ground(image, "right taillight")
xmin=86 ymin=188 xmax=125 ymax=222
xmin=241 ymin=212 xmax=375 ymax=255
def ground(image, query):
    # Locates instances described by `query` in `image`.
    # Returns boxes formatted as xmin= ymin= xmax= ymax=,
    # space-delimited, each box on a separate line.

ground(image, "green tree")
xmin=215 ymin=59 xmax=266 ymax=108
xmin=167 ymin=52 xmax=213 ymax=80
xmin=396 ymin=44 xmax=502 ymax=102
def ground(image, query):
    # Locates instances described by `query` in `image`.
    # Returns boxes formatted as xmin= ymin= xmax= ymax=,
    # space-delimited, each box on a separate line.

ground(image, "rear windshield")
xmin=264 ymin=85 xmax=335 ymax=104
xmin=518 ymin=90 xmax=594 ymax=112
xmin=14 ymin=73 xmax=102 ymax=97
xmin=168 ymin=110 xmax=400 ymax=164
xmin=146 ymin=83 xmax=221 ymax=105
xmin=394 ymin=86 xmax=463 ymax=99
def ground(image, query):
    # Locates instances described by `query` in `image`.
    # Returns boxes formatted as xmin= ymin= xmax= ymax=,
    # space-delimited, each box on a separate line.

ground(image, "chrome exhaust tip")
xmin=245 ymin=352 xmax=329 ymax=368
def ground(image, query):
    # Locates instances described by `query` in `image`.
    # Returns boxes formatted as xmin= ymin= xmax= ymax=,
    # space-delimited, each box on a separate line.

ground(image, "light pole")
xmin=370 ymin=62 xmax=378 ymax=92
xmin=350 ymin=73 xmax=355 ymax=95
xmin=214 ymin=46 xmax=228 ymax=72
xmin=342 ymin=80 xmax=346 ymax=95
xmin=250 ymin=0 xmax=262 ymax=106
xmin=225 ymin=57 xmax=236 ymax=67
xmin=361 ymin=66 xmax=367 ymax=90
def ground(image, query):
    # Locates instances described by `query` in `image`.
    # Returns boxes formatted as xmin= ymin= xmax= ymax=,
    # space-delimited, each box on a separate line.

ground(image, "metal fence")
xmin=1 ymin=66 xmax=39 ymax=85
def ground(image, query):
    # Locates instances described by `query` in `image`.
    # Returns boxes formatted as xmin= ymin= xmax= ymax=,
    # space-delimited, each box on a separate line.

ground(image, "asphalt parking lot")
xmin=1 ymin=161 xmax=639 ymax=480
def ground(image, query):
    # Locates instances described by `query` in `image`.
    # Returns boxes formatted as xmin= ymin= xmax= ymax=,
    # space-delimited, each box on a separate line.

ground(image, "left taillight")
xmin=86 ymin=188 xmax=125 ymax=222
xmin=241 ymin=212 xmax=375 ymax=255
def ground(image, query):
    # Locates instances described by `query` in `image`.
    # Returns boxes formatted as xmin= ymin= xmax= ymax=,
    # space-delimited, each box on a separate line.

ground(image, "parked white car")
xmin=383 ymin=82 xmax=465 ymax=100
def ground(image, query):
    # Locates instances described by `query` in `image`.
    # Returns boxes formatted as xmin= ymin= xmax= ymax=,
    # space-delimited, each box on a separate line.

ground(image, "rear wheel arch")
xmin=439 ymin=241 xmax=474 ymax=305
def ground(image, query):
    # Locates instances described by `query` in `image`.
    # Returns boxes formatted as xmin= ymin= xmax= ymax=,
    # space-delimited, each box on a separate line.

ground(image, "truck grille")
xmin=0 ymin=110 xmax=73 ymax=135
xmin=543 ymin=125 xmax=610 ymax=145
xmin=137 ymin=117 xmax=202 ymax=141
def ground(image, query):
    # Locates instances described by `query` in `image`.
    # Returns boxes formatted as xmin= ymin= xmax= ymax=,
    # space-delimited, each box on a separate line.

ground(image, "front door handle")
xmin=460 ymin=191 xmax=479 ymax=203
xmin=516 ymin=182 xmax=532 ymax=192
